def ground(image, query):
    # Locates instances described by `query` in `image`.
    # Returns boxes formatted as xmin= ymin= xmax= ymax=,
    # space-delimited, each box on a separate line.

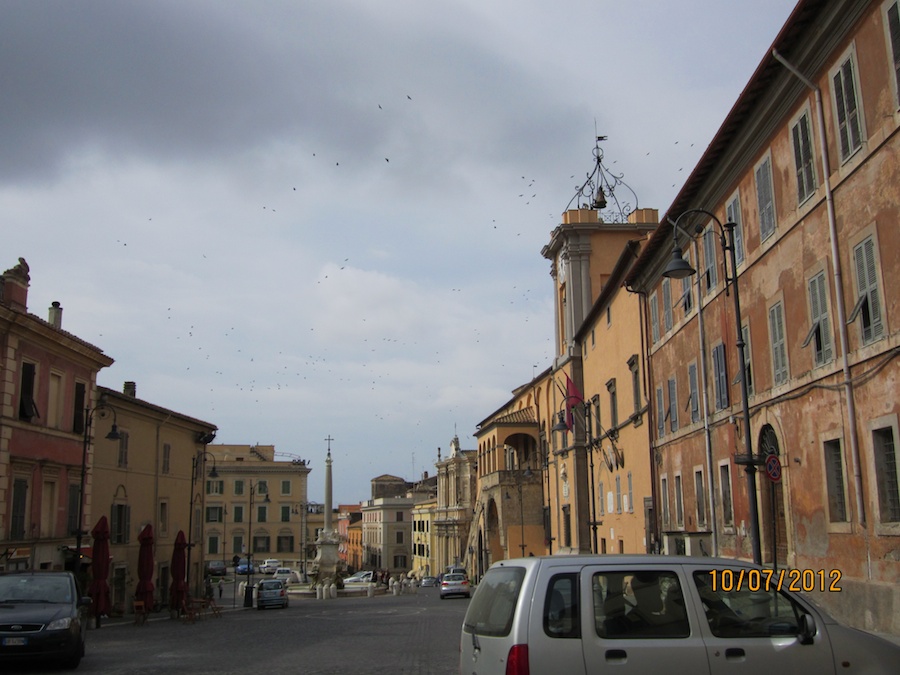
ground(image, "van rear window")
xmin=463 ymin=566 xmax=525 ymax=637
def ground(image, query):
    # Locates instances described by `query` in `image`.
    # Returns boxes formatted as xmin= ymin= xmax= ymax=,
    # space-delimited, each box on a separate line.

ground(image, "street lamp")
xmin=75 ymin=399 xmax=120 ymax=588
xmin=244 ymin=481 xmax=270 ymax=607
xmin=186 ymin=450 xmax=218 ymax=596
xmin=292 ymin=502 xmax=319 ymax=580
xmin=662 ymin=207 xmax=762 ymax=565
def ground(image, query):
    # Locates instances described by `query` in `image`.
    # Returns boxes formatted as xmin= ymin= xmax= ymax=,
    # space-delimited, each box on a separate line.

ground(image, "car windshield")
xmin=445 ymin=574 xmax=466 ymax=582
xmin=463 ymin=566 xmax=525 ymax=637
xmin=0 ymin=576 xmax=73 ymax=604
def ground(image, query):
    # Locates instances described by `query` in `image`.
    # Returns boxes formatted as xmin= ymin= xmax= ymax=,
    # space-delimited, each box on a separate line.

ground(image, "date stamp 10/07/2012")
xmin=708 ymin=568 xmax=842 ymax=593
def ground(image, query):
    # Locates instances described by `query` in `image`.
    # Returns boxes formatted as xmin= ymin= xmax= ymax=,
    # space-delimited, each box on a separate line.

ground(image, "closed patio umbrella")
xmin=169 ymin=530 xmax=188 ymax=615
xmin=88 ymin=516 xmax=111 ymax=628
xmin=136 ymin=524 xmax=155 ymax=610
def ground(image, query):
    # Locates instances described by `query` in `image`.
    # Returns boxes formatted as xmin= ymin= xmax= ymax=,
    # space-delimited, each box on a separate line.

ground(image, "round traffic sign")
xmin=764 ymin=453 xmax=782 ymax=483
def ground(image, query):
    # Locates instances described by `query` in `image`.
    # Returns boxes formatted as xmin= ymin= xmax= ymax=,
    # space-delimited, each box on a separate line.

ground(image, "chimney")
xmin=1 ymin=258 xmax=30 ymax=312
xmin=123 ymin=381 xmax=137 ymax=398
xmin=48 ymin=301 xmax=63 ymax=328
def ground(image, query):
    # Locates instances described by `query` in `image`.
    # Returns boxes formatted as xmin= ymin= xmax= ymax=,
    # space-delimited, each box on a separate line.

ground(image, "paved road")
xmin=11 ymin=588 xmax=468 ymax=675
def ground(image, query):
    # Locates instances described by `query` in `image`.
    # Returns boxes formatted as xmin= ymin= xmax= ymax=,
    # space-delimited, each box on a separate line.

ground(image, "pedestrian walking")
xmin=205 ymin=576 xmax=214 ymax=601
xmin=218 ymin=578 xmax=224 ymax=599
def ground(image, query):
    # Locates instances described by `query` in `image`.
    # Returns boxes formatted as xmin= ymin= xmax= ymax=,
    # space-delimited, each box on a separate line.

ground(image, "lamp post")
xmin=292 ymin=502 xmax=319 ymax=581
xmin=244 ymin=481 xmax=269 ymax=607
xmin=186 ymin=450 xmax=218 ymax=597
xmin=75 ymin=400 xmax=120 ymax=588
xmin=662 ymin=207 xmax=762 ymax=565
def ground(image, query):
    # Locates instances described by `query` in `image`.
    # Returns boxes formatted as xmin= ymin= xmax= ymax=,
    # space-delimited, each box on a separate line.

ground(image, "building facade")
xmin=625 ymin=0 xmax=900 ymax=635
xmin=0 ymin=259 xmax=114 ymax=576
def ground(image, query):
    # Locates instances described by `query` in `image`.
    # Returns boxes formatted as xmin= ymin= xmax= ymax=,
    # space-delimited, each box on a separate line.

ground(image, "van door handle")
xmin=605 ymin=649 xmax=627 ymax=664
xmin=725 ymin=648 xmax=746 ymax=661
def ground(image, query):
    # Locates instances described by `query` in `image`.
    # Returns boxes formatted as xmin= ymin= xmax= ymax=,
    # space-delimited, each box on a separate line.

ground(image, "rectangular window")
xmin=792 ymin=111 xmax=817 ymax=203
xmin=741 ymin=324 xmax=754 ymax=396
xmin=72 ymin=382 xmax=86 ymax=434
xmin=615 ymin=475 xmax=622 ymax=513
xmin=117 ymin=431 xmax=130 ymax=468
xmin=48 ymin=372 xmax=63 ymax=429
xmin=19 ymin=362 xmax=39 ymax=422
xmin=234 ymin=479 xmax=245 ymax=496
xmin=627 ymin=472 xmax=633 ymax=513
xmin=67 ymin=484 xmax=81 ymax=536
xmin=756 ymin=156 xmax=776 ymax=241
xmin=281 ymin=505 xmax=291 ymax=522
xmin=726 ymin=193 xmax=745 ymax=265
xmin=205 ymin=506 xmax=224 ymax=523
xmin=680 ymin=264 xmax=694 ymax=315
xmin=162 ymin=443 xmax=171 ymax=474
xmin=598 ymin=481 xmax=605 ymax=515
xmin=253 ymin=536 xmax=270 ymax=553
xmin=11 ymin=479 xmax=28 ymax=539
xmin=674 ymin=475 xmax=684 ymax=527
xmin=660 ymin=477 xmax=670 ymax=528
xmin=396 ymin=511 xmax=404 ymax=522
xmin=277 ymin=535 xmax=294 ymax=553
xmin=873 ymin=426 xmax=900 ymax=522
xmin=804 ymin=272 xmax=833 ymax=366
xmin=656 ymin=386 xmax=665 ymax=438
xmin=823 ymin=440 xmax=848 ymax=523
xmin=628 ymin=355 xmax=640 ymax=416
xmin=111 ymin=504 xmax=130 ymax=544
xmin=667 ymin=377 xmax=678 ymax=432
xmin=206 ymin=479 xmax=224 ymax=495
xmin=688 ymin=363 xmax=700 ymax=423
xmin=712 ymin=343 xmax=729 ymax=410
xmin=159 ymin=500 xmax=168 ymax=536
xmin=257 ymin=506 xmax=267 ymax=523
xmin=232 ymin=505 xmax=244 ymax=523
xmin=281 ymin=480 xmax=291 ymax=496
xmin=702 ymin=227 xmax=718 ymax=293
xmin=256 ymin=480 xmax=268 ymax=495
xmin=833 ymin=54 xmax=863 ymax=161
xmin=769 ymin=302 xmax=789 ymax=386
xmin=396 ymin=531 xmax=404 ymax=544
xmin=662 ymin=278 xmax=673 ymax=332
xmin=650 ymin=291 xmax=660 ymax=343
xmin=233 ymin=535 xmax=244 ymax=555
xmin=720 ymin=463 xmax=734 ymax=527
xmin=207 ymin=535 xmax=220 ymax=555
xmin=607 ymin=379 xmax=618 ymax=431
xmin=850 ymin=236 xmax=884 ymax=344
xmin=888 ymin=1 xmax=900 ymax=104
xmin=562 ymin=505 xmax=571 ymax=548
xmin=695 ymin=470 xmax=706 ymax=527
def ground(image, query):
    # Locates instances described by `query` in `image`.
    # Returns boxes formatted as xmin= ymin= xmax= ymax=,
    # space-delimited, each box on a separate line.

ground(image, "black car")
xmin=0 ymin=570 xmax=90 ymax=669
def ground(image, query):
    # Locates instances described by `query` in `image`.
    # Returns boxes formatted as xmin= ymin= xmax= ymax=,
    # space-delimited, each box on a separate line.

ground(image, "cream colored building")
xmin=433 ymin=436 xmax=476 ymax=574
xmin=203 ymin=444 xmax=311 ymax=574
xmin=410 ymin=494 xmax=436 ymax=579
xmin=92 ymin=382 xmax=217 ymax=609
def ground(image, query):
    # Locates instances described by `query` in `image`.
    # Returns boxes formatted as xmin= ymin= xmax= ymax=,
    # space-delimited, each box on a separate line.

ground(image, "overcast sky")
xmin=3 ymin=0 xmax=797 ymax=504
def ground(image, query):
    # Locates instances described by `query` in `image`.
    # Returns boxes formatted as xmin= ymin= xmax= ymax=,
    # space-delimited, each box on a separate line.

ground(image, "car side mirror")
xmin=79 ymin=596 xmax=92 ymax=607
xmin=799 ymin=613 xmax=817 ymax=645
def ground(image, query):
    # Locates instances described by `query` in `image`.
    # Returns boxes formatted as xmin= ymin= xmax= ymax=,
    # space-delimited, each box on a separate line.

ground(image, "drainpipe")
xmin=771 ymin=49 xmax=865 ymax=528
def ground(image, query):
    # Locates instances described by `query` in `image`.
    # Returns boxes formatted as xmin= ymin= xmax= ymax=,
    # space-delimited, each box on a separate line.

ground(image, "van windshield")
xmin=463 ymin=566 xmax=525 ymax=637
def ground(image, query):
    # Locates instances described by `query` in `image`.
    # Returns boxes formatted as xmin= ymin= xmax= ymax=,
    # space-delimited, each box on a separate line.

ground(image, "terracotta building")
xmin=624 ymin=0 xmax=900 ymax=635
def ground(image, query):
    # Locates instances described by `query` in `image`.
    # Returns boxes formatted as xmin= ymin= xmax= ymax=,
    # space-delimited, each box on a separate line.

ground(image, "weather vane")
xmin=565 ymin=134 xmax=638 ymax=222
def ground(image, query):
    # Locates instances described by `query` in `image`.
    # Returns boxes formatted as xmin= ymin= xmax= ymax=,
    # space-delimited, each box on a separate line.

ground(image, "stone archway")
xmin=758 ymin=424 xmax=788 ymax=566
xmin=485 ymin=499 xmax=504 ymax=567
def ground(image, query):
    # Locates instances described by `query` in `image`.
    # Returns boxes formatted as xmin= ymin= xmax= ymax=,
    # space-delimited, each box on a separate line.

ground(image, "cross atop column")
xmin=324 ymin=434 xmax=334 ymax=457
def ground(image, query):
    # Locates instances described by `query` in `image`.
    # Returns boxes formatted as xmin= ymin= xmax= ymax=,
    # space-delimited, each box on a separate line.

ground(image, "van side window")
xmin=593 ymin=570 xmax=690 ymax=639
xmin=543 ymin=573 xmax=580 ymax=638
xmin=692 ymin=571 xmax=803 ymax=638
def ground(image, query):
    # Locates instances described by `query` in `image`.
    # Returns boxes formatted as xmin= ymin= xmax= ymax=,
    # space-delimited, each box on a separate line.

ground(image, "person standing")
xmin=218 ymin=578 xmax=224 ymax=599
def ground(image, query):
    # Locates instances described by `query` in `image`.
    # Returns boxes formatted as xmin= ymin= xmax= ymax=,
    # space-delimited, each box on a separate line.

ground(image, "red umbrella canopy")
xmin=136 ymin=523 xmax=155 ymax=608
xmin=170 ymin=530 xmax=188 ymax=611
xmin=88 ymin=516 xmax=111 ymax=618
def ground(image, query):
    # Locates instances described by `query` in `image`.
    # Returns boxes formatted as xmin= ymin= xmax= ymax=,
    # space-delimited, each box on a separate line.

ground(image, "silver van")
xmin=460 ymin=555 xmax=899 ymax=675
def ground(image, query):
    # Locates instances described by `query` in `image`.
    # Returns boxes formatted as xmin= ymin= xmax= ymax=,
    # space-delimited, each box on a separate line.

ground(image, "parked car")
xmin=272 ymin=568 xmax=299 ymax=584
xmin=235 ymin=558 xmax=256 ymax=575
xmin=256 ymin=579 xmax=289 ymax=610
xmin=205 ymin=560 xmax=227 ymax=577
xmin=0 ymin=571 xmax=90 ymax=669
xmin=260 ymin=559 xmax=281 ymax=575
xmin=460 ymin=555 xmax=900 ymax=675
xmin=421 ymin=576 xmax=438 ymax=587
xmin=440 ymin=573 xmax=471 ymax=599
xmin=344 ymin=571 xmax=374 ymax=584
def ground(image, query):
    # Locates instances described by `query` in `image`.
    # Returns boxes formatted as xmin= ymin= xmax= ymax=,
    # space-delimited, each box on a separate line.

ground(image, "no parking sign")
xmin=764 ymin=453 xmax=782 ymax=483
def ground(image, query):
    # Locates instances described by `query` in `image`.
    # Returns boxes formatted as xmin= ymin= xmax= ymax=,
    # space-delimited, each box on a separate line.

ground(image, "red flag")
xmin=565 ymin=373 xmax=583 ymax=430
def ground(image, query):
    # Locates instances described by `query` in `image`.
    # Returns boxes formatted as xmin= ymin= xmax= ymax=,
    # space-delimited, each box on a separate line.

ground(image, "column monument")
xmin=312 ymin=436 xmax=340 ymax=586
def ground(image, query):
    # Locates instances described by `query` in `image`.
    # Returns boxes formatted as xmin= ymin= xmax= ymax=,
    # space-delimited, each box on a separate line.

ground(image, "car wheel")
xmin=60 ymin=646 xmax=82 ymax=669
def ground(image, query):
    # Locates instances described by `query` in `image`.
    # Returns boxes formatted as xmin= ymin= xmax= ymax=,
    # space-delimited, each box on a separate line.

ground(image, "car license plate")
xmin=3 ymin=637 xmax=27 ymax=646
